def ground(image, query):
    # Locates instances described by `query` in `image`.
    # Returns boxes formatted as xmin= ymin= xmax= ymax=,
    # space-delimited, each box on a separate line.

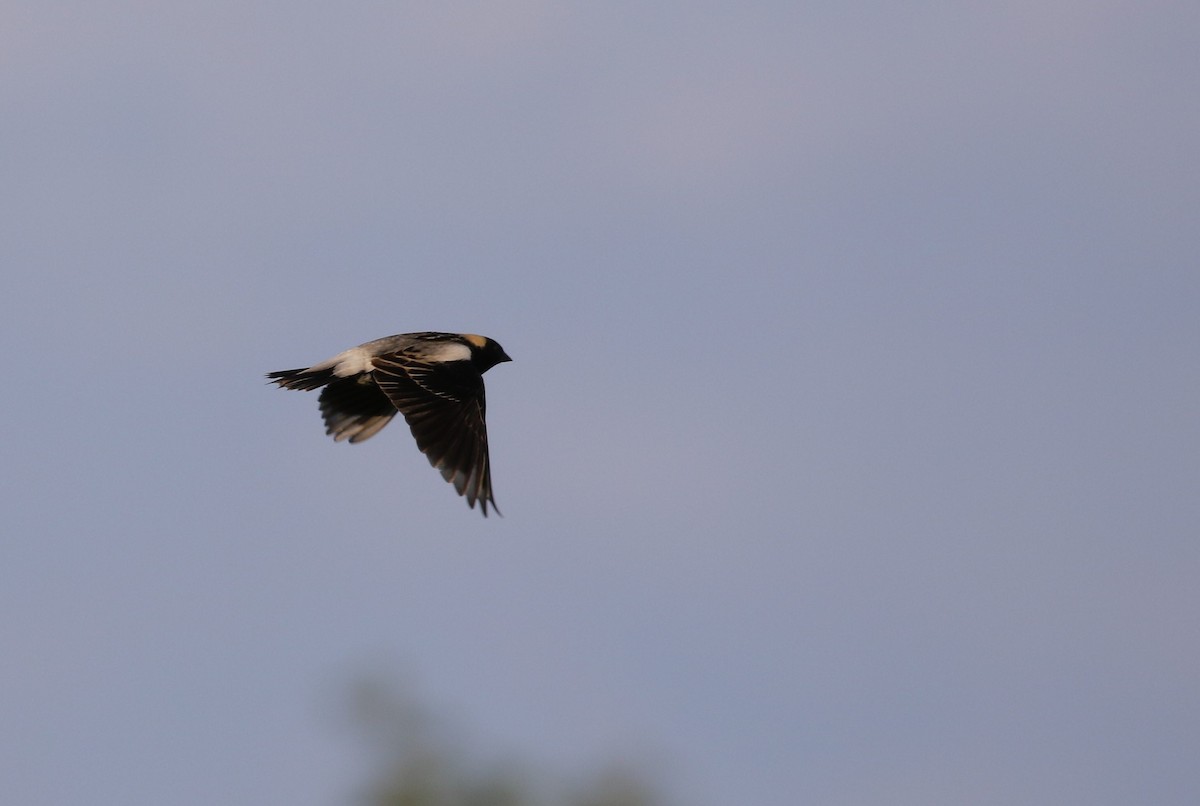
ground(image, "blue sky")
xmin=2 ymin=3 xmax=1198 ymax=804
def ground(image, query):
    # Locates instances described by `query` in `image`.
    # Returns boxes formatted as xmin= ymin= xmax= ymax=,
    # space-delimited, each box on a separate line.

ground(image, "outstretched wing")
xmin=318 ymin=376 xmax=398 ymax=443
xmin=269 ymin=365 xmax=397 ymax=443
xmin=371 ymin=354 xmax=498 ymax=516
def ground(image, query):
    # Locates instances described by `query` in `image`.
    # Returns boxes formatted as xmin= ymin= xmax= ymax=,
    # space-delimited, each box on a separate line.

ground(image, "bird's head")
xmin=463 ymin=334 xmax=512 ymax=372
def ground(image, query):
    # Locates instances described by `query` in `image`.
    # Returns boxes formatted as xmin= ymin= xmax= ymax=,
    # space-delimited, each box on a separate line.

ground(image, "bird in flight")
xmin=268 ymin=332 xmax=511 ymax=516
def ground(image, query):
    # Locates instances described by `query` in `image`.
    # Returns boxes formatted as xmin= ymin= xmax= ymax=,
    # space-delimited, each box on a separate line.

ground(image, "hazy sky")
xmin=3 ymin=3 xmax=1198 ymax=805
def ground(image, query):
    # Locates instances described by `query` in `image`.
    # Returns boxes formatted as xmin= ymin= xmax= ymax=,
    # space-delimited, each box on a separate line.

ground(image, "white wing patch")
xmin=304 ymin=338 xmax=470 ymax=379
xmin=307 ymin=347 xmax=375 ymax=377
xmin=423 ymin=341 xmax=472 ymax=363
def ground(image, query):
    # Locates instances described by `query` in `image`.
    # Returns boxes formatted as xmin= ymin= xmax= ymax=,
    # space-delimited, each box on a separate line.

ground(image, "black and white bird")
xmin=268 ymin=332 xmax=511 ymax=516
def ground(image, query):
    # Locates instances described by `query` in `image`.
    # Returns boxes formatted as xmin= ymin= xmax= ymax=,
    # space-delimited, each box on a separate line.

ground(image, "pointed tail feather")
xmin=266 ymin=367 xmax=336 ymax=391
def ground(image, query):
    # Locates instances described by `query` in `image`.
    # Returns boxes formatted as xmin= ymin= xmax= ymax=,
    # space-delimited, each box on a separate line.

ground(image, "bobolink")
xmin=268 ymin=332 xmax=511 ymax=516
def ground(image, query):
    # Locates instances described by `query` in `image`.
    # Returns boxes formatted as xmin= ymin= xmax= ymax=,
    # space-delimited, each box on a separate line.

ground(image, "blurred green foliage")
xmin=347 ymin=677 xmax=667 ymax=806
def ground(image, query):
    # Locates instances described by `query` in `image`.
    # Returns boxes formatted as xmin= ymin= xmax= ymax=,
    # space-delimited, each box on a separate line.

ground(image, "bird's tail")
xmin=266 ymin=367 xmax=336 ymax=391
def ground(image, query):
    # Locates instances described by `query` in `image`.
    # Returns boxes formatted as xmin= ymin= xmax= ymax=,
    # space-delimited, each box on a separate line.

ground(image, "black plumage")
xmin=269 ymin=332 xmax=511 ymax=516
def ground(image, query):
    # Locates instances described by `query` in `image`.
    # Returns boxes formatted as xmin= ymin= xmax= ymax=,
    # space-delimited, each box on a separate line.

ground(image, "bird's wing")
xmin=318 ymin=376 xmax=398 ymax=443
xmin=371 ymin=354 xmax=497 ymax=516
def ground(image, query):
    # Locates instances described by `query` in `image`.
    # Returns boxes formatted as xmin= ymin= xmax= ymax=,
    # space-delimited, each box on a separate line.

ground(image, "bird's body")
xmin=268 ymin=332 xmax=511 ymax=516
